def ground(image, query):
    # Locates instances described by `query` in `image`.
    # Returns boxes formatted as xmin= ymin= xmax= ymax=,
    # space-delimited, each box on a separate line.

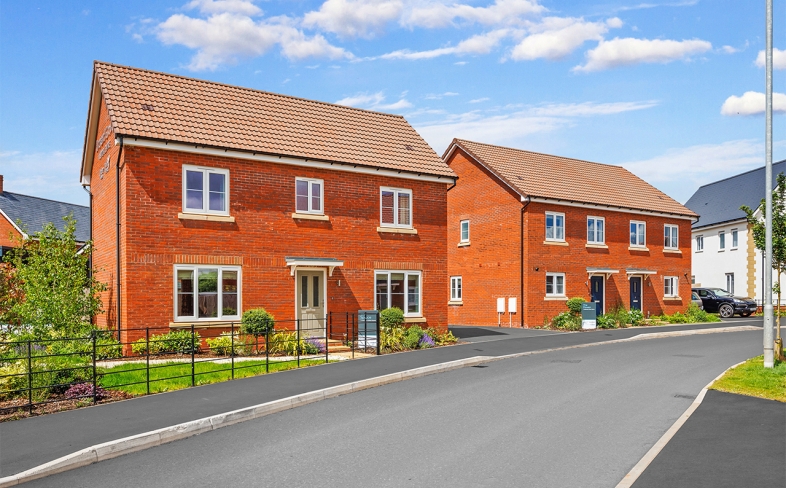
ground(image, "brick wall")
xmin=0 ymin=213 xmax=22 ymax=248
xmin=447 ymin=148 xmax=523 ymax=326
xmin=90 ymin=98 xmax=449 ymax=344
xmin=446 ymin=147 xmax=693 ymax=328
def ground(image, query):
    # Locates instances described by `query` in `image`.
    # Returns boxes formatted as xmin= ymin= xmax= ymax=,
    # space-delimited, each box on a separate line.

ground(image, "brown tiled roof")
xmin=93 ymin=62 xmax=454 ymax=178
xmin=449 ymin=139 xmax=697 ymax=218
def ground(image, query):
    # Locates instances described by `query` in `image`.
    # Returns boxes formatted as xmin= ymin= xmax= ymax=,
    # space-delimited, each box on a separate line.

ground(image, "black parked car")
xmin=692 ymin=287 xmax=757 ymax=318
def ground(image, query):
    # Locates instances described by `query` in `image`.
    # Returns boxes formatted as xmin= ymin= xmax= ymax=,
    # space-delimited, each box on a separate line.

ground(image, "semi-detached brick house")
xmin=79 ymin=62 xmax=455 ymax=346
xmin=444 ymin=139 xmax=698 ymax=328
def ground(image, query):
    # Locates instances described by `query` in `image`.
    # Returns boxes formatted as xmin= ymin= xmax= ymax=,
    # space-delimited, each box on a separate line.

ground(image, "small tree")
xmin=741 ymin=171 xmax=786 ymax=358
xmin=1 ymin=215 xmax=105 ymax=338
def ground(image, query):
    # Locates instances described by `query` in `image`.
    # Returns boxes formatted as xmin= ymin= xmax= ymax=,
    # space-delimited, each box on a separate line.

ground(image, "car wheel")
xmin=740 ymin=312 xmax=752 ymax=317
xmin=719 ymin=304 xmax=734 ymax=318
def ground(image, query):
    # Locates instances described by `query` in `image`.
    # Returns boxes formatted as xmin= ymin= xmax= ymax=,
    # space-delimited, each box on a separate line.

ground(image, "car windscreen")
xmin=711 ymin=289 xmax=732 ymax=297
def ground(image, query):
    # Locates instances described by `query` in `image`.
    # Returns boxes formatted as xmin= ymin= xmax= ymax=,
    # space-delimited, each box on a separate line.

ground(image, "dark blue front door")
xmin=590 ymin=276 xmax=604 ymax=316
xmin=630 ymin=277 xmax=642 ymax=311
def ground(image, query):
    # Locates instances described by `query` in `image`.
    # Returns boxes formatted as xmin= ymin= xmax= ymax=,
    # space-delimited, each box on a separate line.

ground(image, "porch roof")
xmin=285 ymin=257 xmax=344 ymax=277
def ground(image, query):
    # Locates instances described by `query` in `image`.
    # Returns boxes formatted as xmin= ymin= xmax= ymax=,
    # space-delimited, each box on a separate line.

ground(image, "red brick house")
xmin=445 ymin=139 xmax=697 ymax=327
xmin=80 ymin=62 xmax=455 ymax=345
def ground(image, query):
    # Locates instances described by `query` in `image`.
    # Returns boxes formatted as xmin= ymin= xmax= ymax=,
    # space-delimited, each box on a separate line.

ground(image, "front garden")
xmin=540 ymin=297 xmax=721 ymax=331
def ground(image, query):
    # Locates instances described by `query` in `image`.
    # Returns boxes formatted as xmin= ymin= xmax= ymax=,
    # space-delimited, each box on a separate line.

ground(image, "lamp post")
xmin=763 ymin=0 xmax=774 ymax=368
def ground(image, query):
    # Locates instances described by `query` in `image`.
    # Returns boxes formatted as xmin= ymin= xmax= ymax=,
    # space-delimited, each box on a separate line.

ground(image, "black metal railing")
xmin=0 ymin=312 xmax=379 ymax=417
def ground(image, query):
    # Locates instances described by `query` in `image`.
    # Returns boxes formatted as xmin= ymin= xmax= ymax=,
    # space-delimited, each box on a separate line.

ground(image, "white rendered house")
xmin=686 ymin=161 xmax=786 ymax=305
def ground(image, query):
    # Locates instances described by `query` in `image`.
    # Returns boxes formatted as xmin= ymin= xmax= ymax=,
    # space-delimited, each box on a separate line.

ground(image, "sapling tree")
xmin=742 ymin=172 xmax=786 ymax=358
xmin=1 ymin=215 xmax=105 ymax=338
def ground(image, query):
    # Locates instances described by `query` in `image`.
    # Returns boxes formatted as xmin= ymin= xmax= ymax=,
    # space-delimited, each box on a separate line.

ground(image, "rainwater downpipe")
xmin=115 ymin=136 xmax=125 ymax=338
xmin=520 ymin=196 xmax=531 ymax=328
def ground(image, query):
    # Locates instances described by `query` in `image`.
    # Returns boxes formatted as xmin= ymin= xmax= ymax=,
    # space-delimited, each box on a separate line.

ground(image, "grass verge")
xmin=100 ymin=358 xmax=327 ymax=395
xmin=710 ymin=355 xmax=786 ymax=402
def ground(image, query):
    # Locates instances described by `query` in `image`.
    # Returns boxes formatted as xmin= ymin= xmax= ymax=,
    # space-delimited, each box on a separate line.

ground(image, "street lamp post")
xmin=763 ymin=0 xmax=774 ymax=368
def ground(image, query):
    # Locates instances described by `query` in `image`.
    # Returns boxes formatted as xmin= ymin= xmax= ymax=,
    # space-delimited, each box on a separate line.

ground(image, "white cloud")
xmin=510 ymin=17 xmax=620 ymax=61
xmin=156 ymin=5 xmax=352 ymax=70
xmin=0 ymin=150 xmax=87 ymax=205
xmin=334 ymin=91 xmax=411 ymax=111
xmin=755 ymin=48 xmax=786 ymax=69
xmin=454 ymin=61 xmax=468 ymax=65
xmin=401 ymin=0 xmax=545 ymax=29
xmin=526 ymin=100 xmax=658 ymax=116
xmin=720 ymin=91 xmax=786 ymax=116
xmin=424 ymin=92 xmax=459 ymax=99
xmin=574 ymin=37 xmax=712 ymax=72
xmin=621 ymin=139 xmax=765 ymax=202
xmin=469 ymin=97 xmax=490 ymax=103
xmin=380 ymin=29 xmax=509 ymax=60
xmin=185 ymin=0 xmax=262 ymax=16
xmin=303 ymin=0 xmax=403 ymax=39
xmin=721 ymin=45 xmax=738 ymax=54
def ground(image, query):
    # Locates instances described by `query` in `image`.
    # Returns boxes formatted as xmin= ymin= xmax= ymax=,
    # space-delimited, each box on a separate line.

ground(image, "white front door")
xmin=296 ymin=270 xmax=325 ymax=337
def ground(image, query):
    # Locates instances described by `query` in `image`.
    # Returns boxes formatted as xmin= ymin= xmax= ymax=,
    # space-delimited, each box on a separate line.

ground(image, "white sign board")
xmin=508 ymin=297 xmax=517 ymax=314
xmin=582 ymin=319 xmax=597 ymax=330
xmin=497 ymin=297 xmax=506 ymax=313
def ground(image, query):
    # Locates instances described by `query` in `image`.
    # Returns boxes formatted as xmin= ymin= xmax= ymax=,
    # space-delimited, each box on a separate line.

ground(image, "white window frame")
xmin=460 ymin=220 xmax=470 ymax=243
xmin=630 ymin=221 xmax=646 ymax=247
xmin=664 ymin=224 xmax=679 ymax=250
xmin=545 ymin=212 xmax=565 ymax=242
xmin=173 ymin=265 xmax=241 ymax=322
xmin=450 ymin=276 xmax=462 ymax=301
xmin=719 ymin=231 xmax=726 ymax=251
xmin=182 ymin=165 xmax=230 ymax=216
xmin=664 ymin=276 xmax=679 ymax=297
xmin=545 ymin=272 xmax=566 ymax=297
xmin=294 ymin=177 xmax=324 ymax=215
xmin=587 ymin=216 xmax=605 ymax=244
xmin=380 ymin=187 xmax=413 ymax=229
xmin=726 ymin=273 xmax=735 ymax=294
xmin=374 ymin=270 xmax=422 ymax=317
xmin=731 ymin=228 xmax=738 ymax=249
xmin=696 ymin=235 xmax=704 ymax=252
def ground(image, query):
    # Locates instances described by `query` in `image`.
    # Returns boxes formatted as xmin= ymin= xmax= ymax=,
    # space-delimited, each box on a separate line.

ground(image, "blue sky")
xmin=1 ymin=0 xmax=784 ymax=206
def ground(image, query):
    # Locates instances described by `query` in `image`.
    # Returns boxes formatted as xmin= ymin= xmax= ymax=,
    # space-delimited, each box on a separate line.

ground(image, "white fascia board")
xmin=123 ymin=138 xmax=456 ymax=185
xmin=0 ymin=208 xmax=27 ymax=239
xmin=528 ymin=197 xmax=696 ymax=221
xmin=690 ymin=218 xmax=748 ymax=234
xmin=80 ymin=74 xmax=103 ymax=186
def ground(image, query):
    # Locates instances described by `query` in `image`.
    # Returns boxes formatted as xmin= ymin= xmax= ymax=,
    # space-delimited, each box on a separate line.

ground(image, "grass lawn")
xmin=710 ymin=356 xmax=786 ymax=402
xmin=99 ymin=358 xmax=328 ymax=395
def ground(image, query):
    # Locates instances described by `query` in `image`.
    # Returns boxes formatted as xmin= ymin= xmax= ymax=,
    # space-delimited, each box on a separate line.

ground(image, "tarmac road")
xmin=22 ymin=329 xmax=762 ymax=488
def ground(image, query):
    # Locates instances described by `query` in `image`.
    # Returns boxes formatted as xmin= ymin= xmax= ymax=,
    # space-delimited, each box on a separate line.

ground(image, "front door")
xmin=590 ymin=276 xmax=604 ymax=316
xmin=296 ymin=270 xmax=325 ymax=337
xmin=630 ymin=277 xmax=642 ymax=311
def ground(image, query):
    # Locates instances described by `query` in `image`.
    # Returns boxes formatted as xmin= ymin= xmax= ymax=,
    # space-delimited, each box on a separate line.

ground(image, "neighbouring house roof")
xmin=82 ymin=61 xmax=454 ymax=181
xmin=684 ymin=160 xmax=786 ymax=230
xmin=446 ymin=139 xmax=697 ymax=218
xmin=0 ymin=192 xmax=89 ymax=243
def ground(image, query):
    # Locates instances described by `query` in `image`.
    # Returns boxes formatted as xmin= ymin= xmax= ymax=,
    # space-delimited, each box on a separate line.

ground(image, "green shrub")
xmin=206 ymin=333 xmax=252 ymax=356
xmin=566 ymin=297 xmax=586 ymax=315
xmin=596 ymin=314 xmax=618 ymax=329
xmin=665 ymin=311 xmax=688 ymax=324
xmin=629 ymin=309 xmax=645 ymax=326
xmin=131 ymin=330 xmax=202 ymax=355
xmin=266 ymin=331 xmax=302 ymax=356
xmin=380 ymin=325 xmax=406 ymax=353
xmin=685 ymin=303 xmax=721 ymax=323
xmin=241 ymin=308 xmax=275 ymax=337
xmin=0 ymin=355 xmax=92 ymax=401
xmin=48 ymin=332 xmax=122 ymax=360
xmin=552 ymin=311 xmax=581 ymax=331
xmin=427 ymin=328 xmax=458 ymax=346
xmin=380 ymin=307 xmax=404 ymax=329
xmin=402 ymin=325 xmax=425 ymax=349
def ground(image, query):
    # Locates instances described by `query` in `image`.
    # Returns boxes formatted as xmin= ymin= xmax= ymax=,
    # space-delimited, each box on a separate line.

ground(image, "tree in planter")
xmin=241 ymin=308 xmax=276 ymax=354
xmin=0 ymin=215 xmax=106 ymax=339
xmin=741 ymin=171 xmax=786 ymax=359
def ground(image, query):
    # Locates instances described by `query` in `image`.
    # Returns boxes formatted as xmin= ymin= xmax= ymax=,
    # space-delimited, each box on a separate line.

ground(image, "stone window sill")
xmin=292 ymin=212 xmax=329 ymax=221
xmin=544 ymin=296 xmax=568 ymax=301
xmin=663 ymin=297 xmax=682 ymax=301
xmin=178 ymin=212 xmax=235 ymax=223
xmin=628 ymin=246 xmax=649 ymax=252
xmin=586 ymin=243 xmax=608 ymax=249
xmin=458 ymin=242 xmax=470 ymax=247
xmin=663 ymin=249 xmax=682 ymax=255
xmin=404 ymin=317 xmax=426 ymax=323
xmin=543 ymin=240 xmax=568 ymax=246
xmin=378 ymin=227 xmax=418 ymax=235
xmin=448 ymin=300 xmax=463 ymax=306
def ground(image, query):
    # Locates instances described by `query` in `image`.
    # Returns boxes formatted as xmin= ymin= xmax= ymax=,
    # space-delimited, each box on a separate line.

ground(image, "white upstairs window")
xmin=183 ymin=166 xmax=230 ymax=215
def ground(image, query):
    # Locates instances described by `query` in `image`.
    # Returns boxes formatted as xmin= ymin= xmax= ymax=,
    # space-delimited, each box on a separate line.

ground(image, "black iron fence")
xmin=0 ymin=312 xmax=379 ymax=416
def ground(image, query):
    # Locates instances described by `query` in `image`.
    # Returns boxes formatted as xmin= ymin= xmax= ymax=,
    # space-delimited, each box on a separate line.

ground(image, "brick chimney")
xmin=0 ymin=175 xmax=3 ymax=194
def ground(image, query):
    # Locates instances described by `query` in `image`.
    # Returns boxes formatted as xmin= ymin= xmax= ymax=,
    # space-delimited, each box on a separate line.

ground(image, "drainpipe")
xmin=115 ymin=136 xmax=125 ymax=338
xmin=520 ymin=196 xmax=531 ymax=327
